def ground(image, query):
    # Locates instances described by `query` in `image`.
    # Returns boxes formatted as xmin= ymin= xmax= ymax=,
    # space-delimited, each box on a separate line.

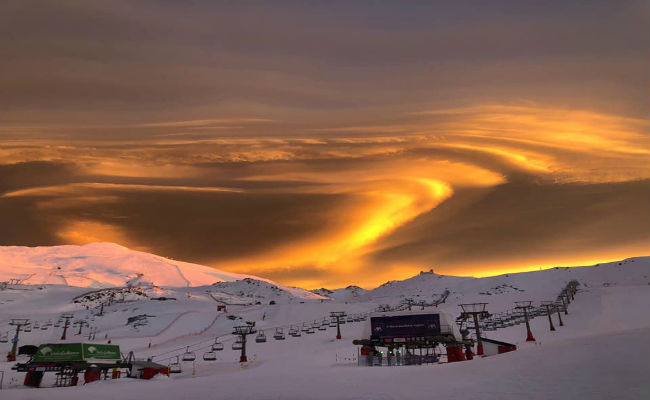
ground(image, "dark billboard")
xmin=370 ymin=314 xmax=441 ymax=339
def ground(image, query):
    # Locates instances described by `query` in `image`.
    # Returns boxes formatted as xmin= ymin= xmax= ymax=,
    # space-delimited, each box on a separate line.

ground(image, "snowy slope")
xmin=0 ymin=252 xmax=648 ymax=398
xmin=0 ymin=243 xmax=325 ymax=301
xmin=311 ymin=286 xmax=369 ymax=302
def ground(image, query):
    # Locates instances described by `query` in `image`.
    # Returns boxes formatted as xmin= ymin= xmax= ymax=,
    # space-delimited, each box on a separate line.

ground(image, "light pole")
xmin=330 ymin=311 xmax=346 ymax=340
xmin=514 ymin=301 xmax=535 ymax=342
xmin=459 ymin=303 xmax=489 ymax=356
xmin=60 ymin=313 xmax=74 ymax=340
xmin=7 ymin=319 xmax=29 ymax=362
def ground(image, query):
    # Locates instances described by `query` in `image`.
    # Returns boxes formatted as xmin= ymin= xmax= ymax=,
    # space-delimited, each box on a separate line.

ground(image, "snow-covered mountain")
xmin=0 ymin=246 xmax=648 ymax=398
xmin=0 ymin=243 xmax=324 ymax=301
xmin=311 ymin=285 xmax=369 ymax=302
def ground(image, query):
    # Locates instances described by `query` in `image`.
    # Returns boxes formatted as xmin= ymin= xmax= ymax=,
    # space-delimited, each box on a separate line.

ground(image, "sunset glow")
xmin=0 ymin=1 xmax=647 ymax=288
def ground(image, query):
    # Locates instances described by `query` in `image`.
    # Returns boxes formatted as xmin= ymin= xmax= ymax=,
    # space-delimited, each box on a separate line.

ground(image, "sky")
xmin=0 ymin=1 xmax=648 ymax=289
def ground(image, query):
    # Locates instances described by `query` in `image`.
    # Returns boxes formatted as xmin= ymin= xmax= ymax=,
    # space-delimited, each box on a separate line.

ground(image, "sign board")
xmin=32 ymin=343 xmax=121 ymax=363
xmin=371 ymin=314 xmax=441 ymax=340
xmin=82 ymin=344 xmax=121 ymax=361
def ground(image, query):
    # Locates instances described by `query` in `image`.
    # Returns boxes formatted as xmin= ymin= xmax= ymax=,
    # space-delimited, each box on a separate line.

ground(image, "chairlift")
xmin=255 ymin=330 xmax=267 ymax=343
xmin=0 ymin=332 xmax=8 ymax=343
xmin=301 ymin=324 xmax=310 ymax=332
xmin=318 ymin=323 xmax=327 ymax=331
xmin=182 ymin=346 xmax=196 ymax=362
xmin=346 ymin=316 xmax=354 ymax=323
xmin=33 ymin=322 xmax=40 ymax=329
xmin=311 ymin=321 xmax=320 ymax=328
xmin=46 ymin=320 xmax=53 ymax=326
xmin=212 ymin=338 xmax=224 ymax=351
xmin=232 ymin=338 xmax=243 ymax=350
xmin=40 ymin=324 xmax=48 ymax=330
xmin=169 ymin=356 xmax=182 ymax=373
xmin=306 ymin=326 xmax=315 ymax=334
xmin=203 ymin=350 xmax=217 ymax=361
xmin=24 ymin=324 xmax=32 ymax=333
xmin=289 ymin=326 xmax=300 ymax=337
xmin=329 ymin=320 xmax=337 ymax=327
xmin=273 ymin=328 xmax=285 ymax=340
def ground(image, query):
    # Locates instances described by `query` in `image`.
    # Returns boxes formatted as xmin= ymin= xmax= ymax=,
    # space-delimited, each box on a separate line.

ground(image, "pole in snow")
xmin=60 ymin=314 xmax=74 ymax=340
xmin=541 ymin=302 xmax=556 ymax=331
xmin=514 ymin=301 xmax=536 ymax=342
xmin=330 ymin=311 xmax=346 ymax=340
xmin=459 ymin=303 xmax=489 ymax=356
xmin=7 ymin=319 xmax=29 ymax=362
xmin=233 ymin=325 xmax=255 ymax=362
xmin=554 ymin=301 xmax=564 ymax=326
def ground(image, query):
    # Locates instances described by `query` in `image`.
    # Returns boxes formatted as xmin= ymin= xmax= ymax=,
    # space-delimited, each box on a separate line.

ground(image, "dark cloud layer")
xmin=0 ymin=2 xmax=648 ymax=287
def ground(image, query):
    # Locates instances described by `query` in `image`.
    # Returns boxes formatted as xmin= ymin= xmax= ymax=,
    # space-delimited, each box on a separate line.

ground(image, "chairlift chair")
xmin=232 ymin=337 xmax=244 ymax=350
xmin=346 ymin=316 xmax=354 ymax=323
xmin=255 ymin=330 xmax=267 ymax=343
xmin=318 ymin=322 xmax=327 ymax=331
xmin=24 ymin=324 xmax=32 ymax=333
xmin=301 ymin=324 xmax=310 ymax=332
xmin=306 ymin=326 xmax=315 ymax=334
xmin=0 ymin=332 xmax=8 ymax=343
xmin=169 ymin=356 xmax=182 ymax=373
xmin=33 ymin=322 xmax=40 ymax=329
xmin=203 ymin=350 xmax=217 ymax=361
xmin=212 ymin=338 xmax=224 ymax=351
xmin=273 ymin=328 xmax=285 ymax=340
xmin=329 ymin=319 xmax=337 ymax=327
xmin=182 ymin=346 xmax=196 ymax=361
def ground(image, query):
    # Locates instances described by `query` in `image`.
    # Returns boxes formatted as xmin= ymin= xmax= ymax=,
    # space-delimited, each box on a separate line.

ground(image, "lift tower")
xmin=7 ymin=318 xmax=29 ymax=362
xmin=233 ymin=325 xmax=256 ymax=363
xmin=60 ymin=313 xmax=74 ymax=340
xmin=541 ymin=302 xmax=556 ymax=331
xmin=514 ymin=301 xmax=536 ymax=342
xmin=459 ymin=303 xmax=489 ymax=356
xmin=330 ymin=311 xmax=347 ymax=340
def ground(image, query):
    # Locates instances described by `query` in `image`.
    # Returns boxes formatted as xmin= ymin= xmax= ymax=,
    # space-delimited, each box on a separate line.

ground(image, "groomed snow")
xmin=0 ymin=245 xmax=648 ymax=399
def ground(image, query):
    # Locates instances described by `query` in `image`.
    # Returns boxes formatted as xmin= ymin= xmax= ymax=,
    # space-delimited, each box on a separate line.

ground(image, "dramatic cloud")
xmin=0 ymin=1 xmax=647 ymax=287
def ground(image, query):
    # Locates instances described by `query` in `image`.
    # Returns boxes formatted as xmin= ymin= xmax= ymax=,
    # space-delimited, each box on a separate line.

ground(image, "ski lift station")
xmin=12 ymin=343 xmax=169 ymax=387
xmin=353 ymin=310 xmax=474 ymax=366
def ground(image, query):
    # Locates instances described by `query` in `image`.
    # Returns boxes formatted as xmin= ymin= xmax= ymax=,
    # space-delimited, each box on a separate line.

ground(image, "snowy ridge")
xmin=0 ymin=251 xmax=648 ymax=398
xmin=0 ymin=243 xmax=326 ymax=301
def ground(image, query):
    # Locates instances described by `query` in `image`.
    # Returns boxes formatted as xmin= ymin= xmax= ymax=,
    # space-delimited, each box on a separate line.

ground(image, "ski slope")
xmin=0 ymin=245 xmax=648 ymax=399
